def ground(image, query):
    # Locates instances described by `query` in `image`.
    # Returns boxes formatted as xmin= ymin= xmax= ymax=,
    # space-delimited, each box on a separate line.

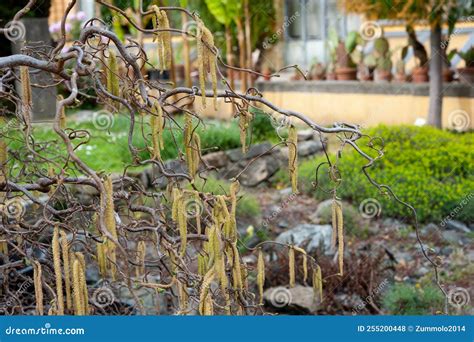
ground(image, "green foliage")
xmin=382 ymin=283 xmax=444 ymax=315
xmin=277 ymin=125 xmax=474 ymax=223
xmin=192 ymin=177 xmax=261 ymax=217
xmin=250 ymin=108 xmax=282 ymax=143
xmin=315 ymin=202 xmax=369 ymax=238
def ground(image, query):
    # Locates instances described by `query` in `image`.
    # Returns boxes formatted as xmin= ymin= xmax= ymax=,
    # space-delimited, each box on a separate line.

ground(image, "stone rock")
xmin=263 ymin=286 xmax=319 ymax=314
xmin=150 ymin=159 xmax=187 ymax=188
xmin=441 ymin=230 xmax=463 ymax=245
xmin=445 ymin=220 xmax=471 ymax=233
xmin=334 ymin=294 xmax=364 ymax=309
xmin=201 ymin=151 xmax=229 ymax=169
xmin=279 ymin=187 xmax=293 ymax=197
xmin=297 ymin=140 xmax=323 ymax=157
xmin=311 ymin=199 xmax=333 ymax=224
xmin=224 ymin=155 xmax=280 ymax=187
xmin=297 ymin=129 xmax=314 ymax=141
xmin=226 ymin=142 xmax=273 ymax=162
xmin=275 ymin=224 xmax=333 ymax=254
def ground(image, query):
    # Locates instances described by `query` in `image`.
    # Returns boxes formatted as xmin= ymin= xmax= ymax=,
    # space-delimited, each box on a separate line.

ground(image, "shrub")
xmin=277 ymin=125 xmax=474 ymax=223
xmin=382 ymin=283 xmax=444 ymax=315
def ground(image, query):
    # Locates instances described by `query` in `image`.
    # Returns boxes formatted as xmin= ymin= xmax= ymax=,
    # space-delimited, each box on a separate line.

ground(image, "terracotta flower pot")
xmin=412 ymin=66 xmax=429 ymax=83
xmin=335 ymin=67 xmax=357 ymax=81
xmin=457 ymin=67 xmax=474 ymax=84
xmin=374 ymin=69 xmax=392 ymax=83
xmin=394 ymin=73 xmax=408 ymax=83
xmin=442 ymin=68 xmax=454 ymax=83
xmin=326 ymin=72 xmax=337 ymax=80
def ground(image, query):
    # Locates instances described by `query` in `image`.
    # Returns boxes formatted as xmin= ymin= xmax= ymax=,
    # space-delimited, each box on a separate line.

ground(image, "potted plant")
xmin=310 ymin=62 xmax=326 ymax=80
xmin=407 ymin=25 xmax=429 ymax=83
xmin=373 ymin=36 xmax=392 ymax=82
xmin=455 ymin=46 xmax=474 ymax=84
xmin=358 ymin=53 xmax=376 ymax=81
xmin=394 ymin=46 xmax=409 ymax=82
xmin=335 ymin=31 xmax=360 ymax=81
xmin=326 ymin=29 xmax=338 ymax=80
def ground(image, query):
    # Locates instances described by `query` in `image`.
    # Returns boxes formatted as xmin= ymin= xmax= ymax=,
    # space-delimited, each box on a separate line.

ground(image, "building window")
xmin=286 ymin=0 xmax=322 ymax=40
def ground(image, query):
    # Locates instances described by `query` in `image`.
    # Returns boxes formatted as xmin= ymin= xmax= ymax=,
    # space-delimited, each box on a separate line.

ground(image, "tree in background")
xmin=344 ymin=0 xmax=473 ymax=128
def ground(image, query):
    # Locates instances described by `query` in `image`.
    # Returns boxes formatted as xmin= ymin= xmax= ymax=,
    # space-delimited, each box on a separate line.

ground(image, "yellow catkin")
xmin=238 ymin=111 xmax=252 ymax=153
xmin=76 ymin=253 xmax=89 ymax=314
xmin=152 ymin=6 xmax=171 ymax=71
xmin=288 ymin=125 xmax=298 ymax=193
xmin=177 ymin=280 xmax=188 ymax=312
xmin=183 ymin=114 xmax=199 ymax=177
xmin=336 ymin=201 xmax=344 ymax=276
xmin=288 ymin=246 xmax=295 ymax=288
xmin=196 ymin=19 xmax=206 ymax=107
xmin=171 ymin=187 xmax=181 ymax=222
xmin=106 ymin=49 xmax=120 ymax=97
xmin=136 ymin=240 xmax=146 ymax=278
xmin=178 ymin=194 xmax=187 ymax=257
xmin=52 ymin=225 xmax=64 ymax=315
xmin=0 ymin=116 xmax=8 ymax=179
xmin=33 ymin=260 xmax=44 ymax=315
xmin=20 ymin=66 xmax=31 ymax=126
xmin=257 ymin=248 xmax=265 ymax=305
xmin=191 ymin=133 xmax=201 ymax=177
xmin=294 ymin=246 xmax=308 ymax=283
xmin=57 ymin=95 xmax=67 ymax=129
xmin=72 ymin=257 xmax=84 ymax=315
xmin=201 ymin=26 xmax=217 ymax=110
xmin=96 ymin=241 xmax=107 ymax=277
xmin=313 ymin=265 xmax=323 ymax=302
xmin=331 ymin=199 xmax=337 ymax=248
xmin=104 ymin=176 xmax=118 ymax=280
xmin=227 ymin=180 xmax=239 ymax=241
xmin=59 ymin=230 xmax=72 ymax=311
xmin=231 ymin=243 xmax=243 ymax=290
xmin=150 ymin=102 xmax=164 ymax=160
xmin=199 ymin=268 xmax=215 ymax=315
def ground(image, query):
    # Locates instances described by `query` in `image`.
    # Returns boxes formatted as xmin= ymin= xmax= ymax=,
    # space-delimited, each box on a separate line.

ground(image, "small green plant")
xmin=374 ymin=36 xmax=392 ymax=73
xmin=455 ymin=46 xmax=474 ymax=67
xmin=382 ymin=283 xmax=444 ymax=315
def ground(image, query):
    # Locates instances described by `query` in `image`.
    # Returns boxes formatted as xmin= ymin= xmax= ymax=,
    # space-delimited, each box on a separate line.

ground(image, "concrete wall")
xmin=200 ymin=81 xmax=473 ymax=130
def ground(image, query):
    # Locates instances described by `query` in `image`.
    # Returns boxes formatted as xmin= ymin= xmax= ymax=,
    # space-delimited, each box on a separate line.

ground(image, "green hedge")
xmin=277 ymin=125 xmax=474 ymax=223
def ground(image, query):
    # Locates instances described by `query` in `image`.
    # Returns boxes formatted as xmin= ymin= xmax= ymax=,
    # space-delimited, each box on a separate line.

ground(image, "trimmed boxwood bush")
xmin=277 ymin=125 xmax=474 ymax=223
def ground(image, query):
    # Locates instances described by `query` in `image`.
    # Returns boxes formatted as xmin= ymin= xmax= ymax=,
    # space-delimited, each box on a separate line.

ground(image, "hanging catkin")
xmin=177 ymin=280 xmax=188 ymax=312
xmin=331 ymin=199 xmax=337 ymax=248
xmin=313 ymin=264 xmax=323 ymax=302
xmin=106 ymin=49 xmax=120 ymax=97
xmin=238 ymin=111 xmax=252 ymax=153
xmin=33 ymin=260 xmax=44 ymax=315
xmin=59 ymin=230 xmax=72 ymax=310
xmin=257 ymin=248 xmax=265 ymax=305
xmin=136 ymin=240 xmax=146 ymax=278
xmin=288 ymin=246 xmax=295 ymax=288
xmin=196 ymin=19 xmax=217 ymax=109
xmin=52 ymin=225 xmax=64 ymax=315
xmin=178 ymin=195 xmax=187 ymax=257
xmin=76 ymin=252 xmax=89 ymax=315
xmin=104 ymin=176 xmax=118 ymax=280
xmin=20 ymin=66 xmax=32 ymax=126
xmin=288 ymin=125 xmax=298 ymax=193
xmin=231 ymin=243 xmax=243 ymax=290
xmin=57 ymin=95 xmax=67 ymax=129
xmin=199 ymin=268 xmax=215 ymax=315
xmin=294 ymin=246 xmax=308 ymax=283
xmin=336 ymin=201 xmax=344 ymax=276
xmin=228 ymin=180 xmax=239 ymax=241
xmin=183 ymin=114 xmax=201 ymax=178
xmin=151 ymin=6 xmax=171 ymax=71
xmin=72 ymin=256 xmax=84 ymax=315
xmin=150 ymin=102 xmax=164 ymax=160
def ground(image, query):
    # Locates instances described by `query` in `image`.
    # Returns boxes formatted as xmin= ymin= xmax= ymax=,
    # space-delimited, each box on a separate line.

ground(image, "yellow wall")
xmin=200 ymin=91 xmax=473 ymax=130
